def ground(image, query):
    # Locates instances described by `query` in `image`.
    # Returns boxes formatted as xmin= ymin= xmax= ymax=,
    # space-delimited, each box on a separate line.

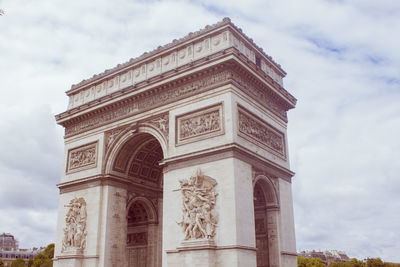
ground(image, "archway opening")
xmin=254 ymin=180 xmax=271 ymax=267
xmin=112 ymin=133 xmax=164 ymax=267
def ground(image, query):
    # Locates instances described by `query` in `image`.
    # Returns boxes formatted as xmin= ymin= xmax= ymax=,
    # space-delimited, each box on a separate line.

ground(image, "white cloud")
xmin=0 ymin=0 xmax=399 ymax=262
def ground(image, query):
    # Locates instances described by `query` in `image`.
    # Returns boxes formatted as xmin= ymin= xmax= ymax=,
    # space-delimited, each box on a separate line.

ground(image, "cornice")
xmin=56 ymin=50 xmax=296 ymax=138
xmin=161 ymin=142 xmax=295 ymax=182
xmin=69 ymin=18 xmax=285 ymax=93
xmin=57 ymin=174 xmax=163 ymax=194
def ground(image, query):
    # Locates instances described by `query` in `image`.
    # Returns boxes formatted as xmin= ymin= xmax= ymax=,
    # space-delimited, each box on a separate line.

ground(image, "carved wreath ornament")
xmin=178 ymin=169 xmax=218 ymax=240
xmin=62 ymin=197 xmax=87 ymax=252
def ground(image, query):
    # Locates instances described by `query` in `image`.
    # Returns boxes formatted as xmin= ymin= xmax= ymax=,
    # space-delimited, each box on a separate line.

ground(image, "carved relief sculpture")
xmin=178 ymin=169 xmax=218 ymax=240
xmin=67 ymin=142 xmax=98 ymax=173
xmin=176 ymin=104 xmax=224 ymax=145
xmin=145 ymin=113 xmax=169 ymax=142
xmin=238 ymin=106 xmax=286 ymax=158
xmin=62 ymin=197 xmax=87 ymax=252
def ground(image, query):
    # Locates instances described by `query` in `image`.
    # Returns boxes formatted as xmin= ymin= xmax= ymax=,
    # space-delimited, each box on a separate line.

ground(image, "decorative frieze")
xmin=64 ymin=69 xmax=229 ymax=137
xmin=62 ymin=197 xmax=87 ymax=252
xmin=65 ymin=19 xmax=286 ymax=110
xmin=62 ymin=64 xmax=291 ymax=138
xmin=238 ymin=106 xmax=286 ymax=159
xmin=178 ymin=169 xmax=218 ymax=240
xmin=66 ymin=141 xmax=98 ymax=173
xmin=176 ymin=104 xmax=224 ymax=145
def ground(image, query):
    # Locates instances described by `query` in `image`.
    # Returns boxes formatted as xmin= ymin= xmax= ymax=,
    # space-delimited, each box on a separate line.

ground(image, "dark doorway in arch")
xmin=254 ymin=181 xmax=270 ymax=267
xmin=111 ymin=133 xmax=164 ymax=267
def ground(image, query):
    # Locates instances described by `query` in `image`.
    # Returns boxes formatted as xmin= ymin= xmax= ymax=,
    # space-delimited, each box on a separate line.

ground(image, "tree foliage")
xmin=298 ymin=256 xmax=326 ymax=267
xmin=0 ymin=260 xmax=5 ymax=267
xmin=325 ymin=257 xmax=400 ymax=267
xmin=10 ymin=258 xmax=26 ymax=267
xmin=329 ymin=258 xmax=366 ymax=267
xmin=32 ymin=243 xmax=54 ymax=267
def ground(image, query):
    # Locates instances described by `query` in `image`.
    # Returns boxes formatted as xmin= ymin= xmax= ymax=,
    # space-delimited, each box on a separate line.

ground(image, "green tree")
xmin=298 ymin=256 xmax=325 ymax=267
xmin=43 ymin=244 xmax=54 ymax=259
xmin=367 ymin=258 xmax=385 ymax=267
xmin=0 ymin=259 xmax=5 ymax=267
xmin=28 ymin=259 xmax=34 ymax=267
xmin=329 ymin=262 xmax=348 ymax=267
xmin=32 ymin=243 xmax=54 ymax=267
xmin=10 ymin=258 xmax=26 ymax=267
xmin=348 ymin=258 xmax=366 ymax=267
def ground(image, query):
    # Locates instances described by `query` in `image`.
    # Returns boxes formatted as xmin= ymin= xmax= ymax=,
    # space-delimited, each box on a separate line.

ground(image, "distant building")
xmin=0 ymin=233 xmax=18 ymax=251
xmin=300 ymin=250 xmax=350 ymax=265
xmin=0 ymin=233 xmax=42 ymax=267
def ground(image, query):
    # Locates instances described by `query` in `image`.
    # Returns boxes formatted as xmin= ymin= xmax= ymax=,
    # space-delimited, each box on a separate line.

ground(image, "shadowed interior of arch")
xmin=112 ymin=133 xmax=164 ymax=187
xmin=110 ymin=133 xmax=164 ymax=266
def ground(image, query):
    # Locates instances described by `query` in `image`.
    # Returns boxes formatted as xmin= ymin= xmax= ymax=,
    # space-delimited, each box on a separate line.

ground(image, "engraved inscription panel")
xmin=66 ymin=141 xmax=98 ymax=173
xmin=238 ymin=106 xmax=286 ymax=158
xmin=176 ymin=104 xmax=224 ymax=145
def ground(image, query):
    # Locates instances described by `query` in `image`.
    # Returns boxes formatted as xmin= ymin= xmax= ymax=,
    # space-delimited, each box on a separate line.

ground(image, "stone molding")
xmin=237 ymin=105 xmax=286 ymax=159
xmin=58 ymin=58 xmax=293 ymax=138
xmin=281 ymin=251 xmax=299 ymax=257
xmin=166 ymin=244 xmax=256 ymax=253
xmin=66 ymin=18 xmax=287 ymax=110
xmin=66 ymin=141 xmax=98 ymax=173
xmin=61 ymin=65 xmax=230 ymax=137
xmin=176 ymin=104 xmax=224 ymax=146
xmin=161 ymin=143 xmax=294 ymax=182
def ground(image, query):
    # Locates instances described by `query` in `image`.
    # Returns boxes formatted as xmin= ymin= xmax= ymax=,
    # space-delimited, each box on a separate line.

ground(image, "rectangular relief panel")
xmin=66 ymin=141 xmax=98 ymax=173
xmin=237 ymin=105 xmax=286 ymax=159
xmin=176 ymin=103 xmax=224 ymax=146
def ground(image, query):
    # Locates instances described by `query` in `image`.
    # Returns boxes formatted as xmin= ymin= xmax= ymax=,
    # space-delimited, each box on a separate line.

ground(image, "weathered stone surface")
xmin=53 ymin=18 xmax=297 ymax=267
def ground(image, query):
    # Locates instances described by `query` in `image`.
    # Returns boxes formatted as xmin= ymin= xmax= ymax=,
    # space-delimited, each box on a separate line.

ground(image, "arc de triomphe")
xmin=53 ymin=18 xmax=297 ymax=267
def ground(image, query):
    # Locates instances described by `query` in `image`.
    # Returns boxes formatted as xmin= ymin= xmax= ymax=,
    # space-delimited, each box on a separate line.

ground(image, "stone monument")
xmin=53 ymin=18 xmax=297 ymax=267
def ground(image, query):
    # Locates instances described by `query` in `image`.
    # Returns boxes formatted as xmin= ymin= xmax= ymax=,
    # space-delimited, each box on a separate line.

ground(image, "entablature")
xmin=56 ymin=50 xmax=296 ymax=138
xmin=59 ymin=18 xmax=295 ymax=112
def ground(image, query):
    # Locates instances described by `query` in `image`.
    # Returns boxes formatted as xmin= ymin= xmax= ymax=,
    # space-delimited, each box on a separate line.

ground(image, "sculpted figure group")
xmin=62 ymin=197 xmax=87 ymax=252
xmin=178 ymin=169 xmax=218 ymax=240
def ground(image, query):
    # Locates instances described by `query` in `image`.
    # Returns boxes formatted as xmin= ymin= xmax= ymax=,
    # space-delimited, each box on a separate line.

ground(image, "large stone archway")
xmin=53 ymin=18 xmax=297 ymax=267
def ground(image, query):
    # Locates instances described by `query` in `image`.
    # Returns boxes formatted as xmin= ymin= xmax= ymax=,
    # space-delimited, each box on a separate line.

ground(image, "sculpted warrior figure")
xmin=178 ymin=168 xmax=218 ymax=240
xmin=62 ymin=197 xmax=87 ymax=252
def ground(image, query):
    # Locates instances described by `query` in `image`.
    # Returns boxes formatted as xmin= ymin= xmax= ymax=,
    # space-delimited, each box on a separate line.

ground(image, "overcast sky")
xmin=0 ymin=0 xmax=399 ymax=262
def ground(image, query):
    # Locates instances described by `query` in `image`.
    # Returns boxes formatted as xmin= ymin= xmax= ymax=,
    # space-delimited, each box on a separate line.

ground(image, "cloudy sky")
xmin=0 ymin=0 xmax=399 ymax=262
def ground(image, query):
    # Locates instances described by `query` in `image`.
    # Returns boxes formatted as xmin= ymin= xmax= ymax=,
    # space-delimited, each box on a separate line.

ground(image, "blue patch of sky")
xmin=305 ymin=36 xmax=345 ymax=55
xmin=189 ymin=0 xmax=227 ymax=16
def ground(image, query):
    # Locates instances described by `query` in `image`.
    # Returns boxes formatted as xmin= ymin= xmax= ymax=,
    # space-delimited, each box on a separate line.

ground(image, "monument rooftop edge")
xmin=55 ymin=18 xmax=297 ymax=132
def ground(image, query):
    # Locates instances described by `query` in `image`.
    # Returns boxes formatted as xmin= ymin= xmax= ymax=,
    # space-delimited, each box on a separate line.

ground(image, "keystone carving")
xmin=178 ymin=169 xmax=218 ymax=240
xmin=62 ymin=197 xmax=87 ymax=252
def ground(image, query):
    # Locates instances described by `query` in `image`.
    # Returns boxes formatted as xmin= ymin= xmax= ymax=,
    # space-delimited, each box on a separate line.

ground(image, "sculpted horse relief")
xmin=178 ymin=169 xmax=218 ymax=240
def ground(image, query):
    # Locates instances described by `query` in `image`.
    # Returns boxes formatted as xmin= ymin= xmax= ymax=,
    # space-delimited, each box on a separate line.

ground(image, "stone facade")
xmin=54 ymin=18 xmax=297 ymax=267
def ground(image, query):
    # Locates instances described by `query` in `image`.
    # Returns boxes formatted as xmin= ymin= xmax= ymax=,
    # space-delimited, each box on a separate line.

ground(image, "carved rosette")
xmin=67 ymin=142 xmax=98 ymax=173
xmin=62 ymin=197 xmax=87 ymax=253
xmin=178 ymin=169 xmax=218 ymax=240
